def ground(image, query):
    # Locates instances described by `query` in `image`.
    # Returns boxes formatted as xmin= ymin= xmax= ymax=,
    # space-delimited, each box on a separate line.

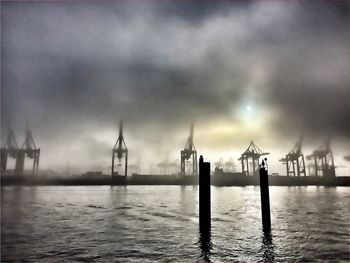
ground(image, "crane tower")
xmin=306 ymin=135 xmax=335 ymax=177
xmin=1 ymin=128 xmax=19 ymax=173
xmin=239 ymin=141 xmax=269 ymax=176
xmin=180 ymin=123 xmax=198 ymax=177
xmin=111 ymin=121 xmax=128 ymax=178
xmin=279 ymin=134 xmax=306 ymax=176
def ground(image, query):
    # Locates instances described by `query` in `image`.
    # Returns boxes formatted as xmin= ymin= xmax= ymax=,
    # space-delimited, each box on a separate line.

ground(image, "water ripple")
xmin=1 ymin=186 xmax=349 ymax=262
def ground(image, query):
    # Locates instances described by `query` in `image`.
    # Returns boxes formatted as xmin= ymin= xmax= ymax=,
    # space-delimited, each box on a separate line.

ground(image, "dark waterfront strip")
xmin=1 ymin=174 xmax=349 ymax=186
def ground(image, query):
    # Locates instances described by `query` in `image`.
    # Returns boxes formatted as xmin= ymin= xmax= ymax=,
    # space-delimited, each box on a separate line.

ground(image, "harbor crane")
xmin=1 ymin=127 xmax=40 ymax=175
xmin=181 ymin=123 xmax=198 ymax=177
xmin=239 ymin=141 xmax=269 ymax=176
xmin=306 ymin=135 xmax=335 ymax=177
xmin=279 ymin=134 xmax=306 ymax=176
xmin=1 ymin=128 xmax=19 ymax=173
xmin=17 ymin=127 xmax=40 ymax=175
xmin=111 ymin=121 xmax=128 ymax=178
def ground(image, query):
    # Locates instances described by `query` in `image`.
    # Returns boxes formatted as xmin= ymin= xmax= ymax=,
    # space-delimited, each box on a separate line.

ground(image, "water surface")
xmin=1 ymin=186 xmax=349 ymax=262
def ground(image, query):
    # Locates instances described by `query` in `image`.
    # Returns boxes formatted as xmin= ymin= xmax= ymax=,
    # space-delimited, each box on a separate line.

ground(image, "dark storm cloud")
xmin=1 ymin=0 xmax=348 ymax=172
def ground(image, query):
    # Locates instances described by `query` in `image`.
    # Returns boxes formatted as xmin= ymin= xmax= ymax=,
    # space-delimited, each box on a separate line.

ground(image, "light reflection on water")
xmin=1 ymin=186 xmax=349 ymax=262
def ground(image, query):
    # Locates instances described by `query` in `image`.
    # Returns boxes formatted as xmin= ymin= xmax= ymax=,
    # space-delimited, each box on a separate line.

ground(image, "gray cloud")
xmin=1 ymin=0 xmax=348 ymax=174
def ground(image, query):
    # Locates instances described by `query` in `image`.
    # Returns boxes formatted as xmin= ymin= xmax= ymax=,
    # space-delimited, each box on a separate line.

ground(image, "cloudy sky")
xmin=1 ymin=0 xmax=349 ymax=175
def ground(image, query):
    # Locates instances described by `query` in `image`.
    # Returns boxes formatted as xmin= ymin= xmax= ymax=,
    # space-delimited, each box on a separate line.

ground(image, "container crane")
xmin=111 ymin=121 xmax=128 ymax=178
xmin=306 ymin=134 xmax=335 ymax=177
xmin=180 ymin=123 xmax=198 ymax=177
xmin=16 ymin=127 xmax=40 ymax=175
xmin=239 ymin=141 xmax=269 ymax=176
xmin=279 ymin=134 xmax=306 ymax=176
xmin=1 ymin=128 xmax=19 ymax=173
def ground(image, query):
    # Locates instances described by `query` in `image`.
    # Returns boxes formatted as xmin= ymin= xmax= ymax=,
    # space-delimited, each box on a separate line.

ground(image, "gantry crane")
xmin=306 ymin=134 xmax=335 ymax=177
xmin=1 ymin=128 xmax=19 ymax=173
xmin=111 ymin=121 xmax=128 ymax=178
xmin=17 ymin=127 xmax=40 ymax=175
xmin=239 ymin=141 xmax=269 ymax=176
xmin=181 ymin=123 xmax=197 ymax=177
xmin=279 ymin=134 xmax=306 ymax=176
xmin=1 ymin=127 xmax=40 ymax=176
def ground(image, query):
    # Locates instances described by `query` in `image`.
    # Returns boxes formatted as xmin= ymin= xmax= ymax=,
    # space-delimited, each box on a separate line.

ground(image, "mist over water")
xmin=2 ymin=186 xmax=349 ymax=262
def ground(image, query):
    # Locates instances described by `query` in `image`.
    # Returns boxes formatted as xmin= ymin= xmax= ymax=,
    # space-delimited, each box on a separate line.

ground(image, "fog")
xmin=1 ymin=0 xmax=349 ymax=175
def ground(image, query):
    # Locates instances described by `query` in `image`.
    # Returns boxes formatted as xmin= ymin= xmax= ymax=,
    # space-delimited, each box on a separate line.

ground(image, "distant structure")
xmin=111 ymin=121 xmax=128 ymax=178
xmin=224 ymin=158 xmax=235 ymax=172
xmin=279 ymin=134 xmax=306 ymax=177
xmin=239 ymin=141 xmax=269 ymax=176
xmin=306 ymin=163 xmax=315 ymax=177
xmin=157 ymin=159 xmax=170 ymax=174
xmin=181 ymin=123 xmax=198 ymax=177
xmin=1 ymin=127 xmax=40 ymax=175
xmin=128 ymin=157 xmax=141 ymax=175
xmin=1 ymin=128 xmax=19 ymax=173
xmin=344 ymin=156 xmax=350 ymax=161
xmin=128 ymin=164 xmax=139 ymax=175
xmin=214 ymin=158 xmax=224 ymax=169
xmin=17 ymin=127 xmax=40 ymax=175
xmin=157 ymin=159 xmax=178 ymax=175
xmin=306 ymin=135 xmax=335 ymax=177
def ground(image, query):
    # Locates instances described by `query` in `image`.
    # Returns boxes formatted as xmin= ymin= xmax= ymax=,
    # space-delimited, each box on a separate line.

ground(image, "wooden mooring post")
xmin=259 ymin=158 xmax=271 ymax=232
xmin=199 ymin=155 xmax=211 ymax=231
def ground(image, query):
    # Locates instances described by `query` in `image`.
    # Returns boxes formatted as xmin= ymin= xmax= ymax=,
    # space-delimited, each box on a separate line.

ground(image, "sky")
xmin=1 ymin=0 xmax=349 ymax=175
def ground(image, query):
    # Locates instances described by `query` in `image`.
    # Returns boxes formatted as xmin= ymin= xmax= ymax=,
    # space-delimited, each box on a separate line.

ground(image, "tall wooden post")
xmin=259 ymin=158 xmax=271 ymax=232
xmin=199 ymin=155 xmax=211 ymax=231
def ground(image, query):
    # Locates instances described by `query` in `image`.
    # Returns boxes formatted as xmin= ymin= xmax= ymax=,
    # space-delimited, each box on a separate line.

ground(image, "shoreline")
xmin=1 ymin=174 xmax=349 ymax=187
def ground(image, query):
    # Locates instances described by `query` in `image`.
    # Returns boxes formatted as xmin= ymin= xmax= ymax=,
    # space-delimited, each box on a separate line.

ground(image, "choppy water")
xmin=1 ymin=186 xmax=349 ymax=262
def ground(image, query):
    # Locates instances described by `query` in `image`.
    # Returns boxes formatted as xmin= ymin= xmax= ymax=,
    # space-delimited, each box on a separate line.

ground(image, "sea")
xmin=1 ymin=186 xmax=349 ymax=262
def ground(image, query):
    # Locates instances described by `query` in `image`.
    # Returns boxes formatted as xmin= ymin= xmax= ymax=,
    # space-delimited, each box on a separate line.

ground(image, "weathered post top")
xmin=260 ymin=157 xmax=268 ymax=170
